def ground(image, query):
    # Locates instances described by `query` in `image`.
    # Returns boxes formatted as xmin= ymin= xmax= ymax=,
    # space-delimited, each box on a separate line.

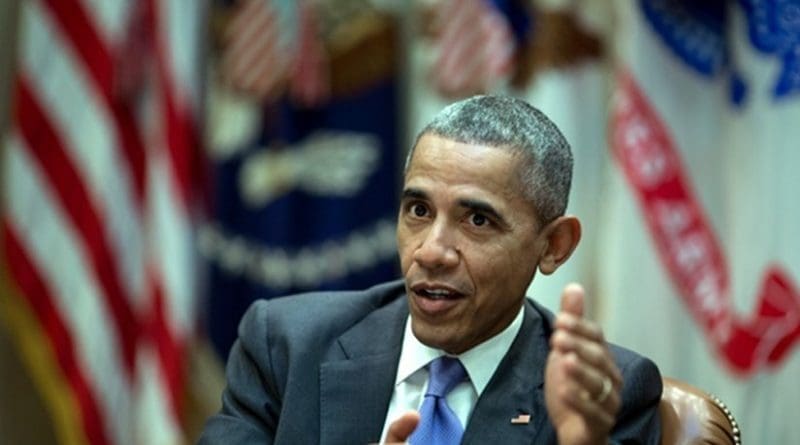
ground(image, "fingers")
xmin=545 ymin=283 xmax=623 ymax=443
xmin=546 ymin=348 xmax=621 ymax=439
xmin=554 ymin=361 xmax=618 ymax=428
xmin=560 ymin=351 xmax=621 ymax=410
xmin=554 ymin=312 xmax=602 ymax=341
xmin=550 ymin=324 xmax=622 ymax=387
xmin=553 ymin=283 xmax=622 ymax=386
xmin=559 ymin=282 xmax=585 ymax=318
xmin=384 ymin=411 xmax=419 ymax=443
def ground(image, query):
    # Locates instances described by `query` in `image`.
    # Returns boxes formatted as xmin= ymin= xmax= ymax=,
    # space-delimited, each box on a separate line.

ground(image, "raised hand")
xmin=545 ymin=283 xmax=623 ymax=445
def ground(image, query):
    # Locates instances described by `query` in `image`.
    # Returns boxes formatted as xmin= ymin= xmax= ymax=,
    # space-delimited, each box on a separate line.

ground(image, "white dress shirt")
xmin=379 ymin=305 xmax=525 ymax=442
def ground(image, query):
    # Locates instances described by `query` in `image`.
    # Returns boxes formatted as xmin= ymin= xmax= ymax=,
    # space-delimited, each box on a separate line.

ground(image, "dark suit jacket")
xmin=199 ymin=280 xmax=662 ymax=444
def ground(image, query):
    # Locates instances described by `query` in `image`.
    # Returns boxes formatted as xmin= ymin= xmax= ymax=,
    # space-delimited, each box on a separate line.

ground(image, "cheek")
xmin=399 ymin=253 xmax=412 ymax=275
xmin=469 ymin=246 xmax=525 ymax=293
xmin=469 ymin=244 xmax=509 ymax=275
xmin=396 ymin=231 xmax=414 ymax=271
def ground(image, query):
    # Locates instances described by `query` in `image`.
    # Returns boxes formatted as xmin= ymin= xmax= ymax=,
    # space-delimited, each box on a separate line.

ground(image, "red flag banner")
xmin=611 ymin=68 xmax=800 ymax=375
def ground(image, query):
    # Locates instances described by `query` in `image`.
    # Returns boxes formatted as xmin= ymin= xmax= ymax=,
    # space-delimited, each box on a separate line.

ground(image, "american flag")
xmin=219 ymin=0 xmax=329 ymax=106
xmin=2 ymin=0 xmax=204 ymax=444
xmin=429 ymin=0 xmax=516 ymax=97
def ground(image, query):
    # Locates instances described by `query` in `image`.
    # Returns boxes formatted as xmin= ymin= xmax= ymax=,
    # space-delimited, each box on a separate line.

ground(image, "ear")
xmin=537 ymin=216 xmax=581 ymax=275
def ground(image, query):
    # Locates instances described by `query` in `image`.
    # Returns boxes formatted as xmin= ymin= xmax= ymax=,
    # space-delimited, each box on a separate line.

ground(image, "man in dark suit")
xmin=199 ymin=95 xmax=661 ymax=444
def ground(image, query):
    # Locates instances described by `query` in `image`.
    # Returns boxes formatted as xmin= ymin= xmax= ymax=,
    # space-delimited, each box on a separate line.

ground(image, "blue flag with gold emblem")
xmin=202 ymin=0 xmax=400 ymax=358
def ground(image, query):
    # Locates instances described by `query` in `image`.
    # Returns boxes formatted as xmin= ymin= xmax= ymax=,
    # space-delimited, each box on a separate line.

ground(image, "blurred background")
xmin=1 ymin=0 xmax=798 ymax=443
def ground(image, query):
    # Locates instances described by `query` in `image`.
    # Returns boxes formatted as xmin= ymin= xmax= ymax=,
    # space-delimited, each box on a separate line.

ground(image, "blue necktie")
xmin=409 ymin=356 xmax=468 ymax=445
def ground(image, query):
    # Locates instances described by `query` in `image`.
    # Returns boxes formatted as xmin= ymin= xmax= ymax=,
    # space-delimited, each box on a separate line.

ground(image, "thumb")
xmin=560 ymin=283 xmax=585 ymax=318
xmin=384 ymin=410 xmax=420 ymax=443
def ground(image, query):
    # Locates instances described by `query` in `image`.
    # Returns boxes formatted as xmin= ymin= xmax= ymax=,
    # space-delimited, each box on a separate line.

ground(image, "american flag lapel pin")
xmin=510 ymin=413 xmax=530 ymax=425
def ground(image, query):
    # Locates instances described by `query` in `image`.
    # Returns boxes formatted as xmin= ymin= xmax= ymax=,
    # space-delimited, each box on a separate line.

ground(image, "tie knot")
xmin=426 ymin=356 xmax=467 ymax=398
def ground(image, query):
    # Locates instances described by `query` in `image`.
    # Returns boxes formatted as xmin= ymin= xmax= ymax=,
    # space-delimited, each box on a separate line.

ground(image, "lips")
xmin=410 ymin=282 xmax=466 ymax=316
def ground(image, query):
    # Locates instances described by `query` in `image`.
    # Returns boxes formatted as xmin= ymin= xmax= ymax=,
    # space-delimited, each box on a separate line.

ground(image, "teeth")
xmin=421 ymin=288 xmax=454 ymax=300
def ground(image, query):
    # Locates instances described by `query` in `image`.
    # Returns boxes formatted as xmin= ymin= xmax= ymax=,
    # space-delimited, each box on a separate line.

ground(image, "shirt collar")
xmin=395 ymin=304 xmax=525 ymax=396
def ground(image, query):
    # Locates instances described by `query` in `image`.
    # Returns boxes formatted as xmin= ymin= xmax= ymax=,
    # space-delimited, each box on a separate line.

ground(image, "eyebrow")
xmin=401 ymin=187 xmax=428 ymax=201
xmin=457 ymin=198 xmax=508 ymax=227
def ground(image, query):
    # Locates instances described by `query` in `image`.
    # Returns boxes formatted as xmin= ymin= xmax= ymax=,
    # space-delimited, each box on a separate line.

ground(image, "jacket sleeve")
xmin=609 ymin=352 xmax=663 ymax=445
xmin=197 ymin=301 xmax=281 ymax=444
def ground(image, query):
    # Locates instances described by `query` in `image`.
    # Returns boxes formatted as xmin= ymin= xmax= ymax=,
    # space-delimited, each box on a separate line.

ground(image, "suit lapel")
xmin=462 ymin=301 xmax=556 ymax=445
xmin=319 ymin=296 xmax=408 ymax=445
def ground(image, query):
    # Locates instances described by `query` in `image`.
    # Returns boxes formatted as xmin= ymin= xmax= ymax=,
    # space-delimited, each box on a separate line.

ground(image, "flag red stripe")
xmin=222 ymin=0 xmax=287 ymax=98
xmin=229 ymin=27 xmax=281 ymax=92
xmin=112 ymin=105 xmax=147 ymax=206
xmin=162 ymin=88 xmax=196 ymax=209
xmin=431 ymin=0 xmax=514 ymax=95
xmin=14 ymin=77 xmax=138 ymax=376
xmin=146 ymin=0 xmax=194 ymax=424
xmin=39 ymin=0 xmax=113 ymax=93
xmin=11 ymin=0 xmax=201 ymax=440
xmin=437 ymin=0 xmax=479 ymax=70
xmin=151 ymin=1 xmax=196 ymax=211
xmin=41 ymin=0 xmax=147 ymax=206
xmin=150 ymin=277 xmax=185 ymax=422
xmin=225 ymin=0 xmax=276 ymax=73
xmin=3 ymin=222 xmax=111 ymax=445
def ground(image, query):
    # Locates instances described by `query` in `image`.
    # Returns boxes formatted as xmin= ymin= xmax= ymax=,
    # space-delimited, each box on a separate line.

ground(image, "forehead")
xmin=404 ymin=134 xmax=528 ymax=204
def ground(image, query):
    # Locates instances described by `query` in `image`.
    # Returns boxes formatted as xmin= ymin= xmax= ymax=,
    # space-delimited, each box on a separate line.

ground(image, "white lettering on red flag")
xmin=611 ymin=69 xmax=800 ymax=374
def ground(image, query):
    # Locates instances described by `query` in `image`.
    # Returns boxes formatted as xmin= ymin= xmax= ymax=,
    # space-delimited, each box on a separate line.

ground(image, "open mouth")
xmin=410 ymin=283 xmax=467 ymax=315
xmin=415 ymin=287 xmax=463 ymax=300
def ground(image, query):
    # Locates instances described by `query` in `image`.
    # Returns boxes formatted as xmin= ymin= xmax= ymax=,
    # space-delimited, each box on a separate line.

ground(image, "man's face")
xmin=397 ymin=133 xmax=545 ymax=354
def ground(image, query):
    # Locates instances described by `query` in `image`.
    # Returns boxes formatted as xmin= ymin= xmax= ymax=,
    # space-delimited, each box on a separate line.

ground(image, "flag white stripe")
xmin=229 ymin=26 xmax=281 ymax=92
xmin=436 ymin=0 xmax=478 ymax=76
xmin=224 ymin=1 xmax=282 ymax=90
xmin=431 ymin=0 xmax=514 ymax=94
xmin=159 ymin=0 xmax=205 ymax=110
xmin=148 ymin=154 xmax=196 ymax=337
xmin=5 ymin=135 xmax=133 ymax=445
xmin=482 ymin=13 xmax=513 ymax=74
xmin=21 ymin=0 xmax=147 ymax=309
xmin=8 ymin=1 xmax=203 ymax=442
xmin=149 ymin=0 xmax=201 ymax=338
xmin=79 ymin=0 xmax=133 ymax=46
xmin=135 ymin=348 xmax=182 ymax=445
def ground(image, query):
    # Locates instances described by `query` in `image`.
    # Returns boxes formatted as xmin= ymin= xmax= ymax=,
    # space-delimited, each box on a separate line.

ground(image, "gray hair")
xmin=406 ymin=95 xmax=573 ymax=224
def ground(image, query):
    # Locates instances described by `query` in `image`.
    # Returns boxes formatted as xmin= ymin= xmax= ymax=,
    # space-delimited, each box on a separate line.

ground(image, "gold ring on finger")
xmin=595 ymin=376 xmax=612 ymax=404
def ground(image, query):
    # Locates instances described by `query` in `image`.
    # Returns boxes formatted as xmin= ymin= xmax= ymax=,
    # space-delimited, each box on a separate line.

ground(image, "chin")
xmin=411 ymin=319 xmax=455 ymax=350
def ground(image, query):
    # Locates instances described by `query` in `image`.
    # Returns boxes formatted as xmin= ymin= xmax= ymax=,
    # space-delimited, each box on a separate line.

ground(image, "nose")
xmin=413 ymin=221 xmax=459 ymax=270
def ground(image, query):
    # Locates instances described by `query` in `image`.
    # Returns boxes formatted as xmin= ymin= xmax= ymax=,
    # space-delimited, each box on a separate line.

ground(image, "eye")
xmin=410 ymin=203 xmax=428 ymax=217
xmin=469 ymin=213 xmax=488 ymax=227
